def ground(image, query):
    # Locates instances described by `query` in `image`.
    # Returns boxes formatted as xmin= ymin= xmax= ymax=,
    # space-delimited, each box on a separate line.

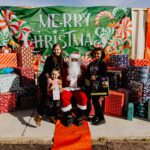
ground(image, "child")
xmin=85 ymin=46 xmax=108 ymax=125
xmin=34 ymin=67 xmax=62 ymax=126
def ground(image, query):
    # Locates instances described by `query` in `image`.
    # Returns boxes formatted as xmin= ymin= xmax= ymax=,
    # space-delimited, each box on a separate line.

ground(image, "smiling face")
xmin=53 ymin=45 xmax=62 ymax=56
xmin=51 ymin=70 xmax=60 ymax=80
xmin=93 ymin=50 xmax=102 ymax=60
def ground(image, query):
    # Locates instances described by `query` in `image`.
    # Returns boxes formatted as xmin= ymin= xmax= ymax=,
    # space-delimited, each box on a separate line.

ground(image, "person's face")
xmin=71 ymin=58 xmax=78 ymax=62
xmin=51 ymin=70 xmax=60 ymax=80
xmin=93 ymin=50 xmax=102 ymax=60
xmin=53 ymin=46 xmax=62 ymax=56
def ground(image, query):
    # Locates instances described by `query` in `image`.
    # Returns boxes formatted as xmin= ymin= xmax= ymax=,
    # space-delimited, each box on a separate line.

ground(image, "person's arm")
xmin=59 ymin=80 xmax=62 ymax=93
xmin=85 ymin=63 xmax=91 ymax=87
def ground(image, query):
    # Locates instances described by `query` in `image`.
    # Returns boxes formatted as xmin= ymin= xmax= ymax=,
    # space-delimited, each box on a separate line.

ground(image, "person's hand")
xmin=64 ymin=57 xmax=68 ymax=62
xmin=91 ymin=75 xmax=96 ymax=81
xmin=102 ymin=81 xmax=109 ymax=87
xmin=47 ymin=78 xmax=52 ymax=87
xmin=85 ymin=79 xmax=90 ymax=87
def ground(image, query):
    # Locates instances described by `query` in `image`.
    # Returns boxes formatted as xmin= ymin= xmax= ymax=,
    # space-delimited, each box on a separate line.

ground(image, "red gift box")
xmin=104 ymin=90 xmax=125 ymax=117
xmin=130 ymin=59 xmax=150 ymax=66
xmin=16 ymin=67 xmax=35 ymax=86
xmin=17 ymin=46 xmax=33 ymax=67
xmin=0 ymin=92 xmax=16 ymax=113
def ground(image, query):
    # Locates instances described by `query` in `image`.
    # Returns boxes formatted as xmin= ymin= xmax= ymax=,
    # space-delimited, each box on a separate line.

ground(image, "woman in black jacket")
xmin=35 ymin=43 xmax=67 ymax=126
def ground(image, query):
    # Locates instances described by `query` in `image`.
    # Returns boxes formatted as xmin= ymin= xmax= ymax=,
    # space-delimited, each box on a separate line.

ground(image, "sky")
xmin=0 ymin=0 xmax=150 ymax=8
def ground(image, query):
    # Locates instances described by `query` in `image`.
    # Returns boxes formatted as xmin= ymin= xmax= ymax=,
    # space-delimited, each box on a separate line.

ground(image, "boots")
xmin=75 ymin=108 xmax=84 ymax=126
xmin=62 ymin=111 xmax=73 ymax=127
xmin=34 ymin=115 xmax=42 ymax=126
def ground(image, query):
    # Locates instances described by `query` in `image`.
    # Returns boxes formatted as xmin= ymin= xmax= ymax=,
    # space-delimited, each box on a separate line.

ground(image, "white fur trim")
xmin=69 ymin=53 xmax=80 ymax=59
xmin=63 ymin=87 xmax=81 ymax=91
xmin=77 ymin=104 xmax=87 ymax=110
xmin=61 ymin=104 xmax=72 ymax=112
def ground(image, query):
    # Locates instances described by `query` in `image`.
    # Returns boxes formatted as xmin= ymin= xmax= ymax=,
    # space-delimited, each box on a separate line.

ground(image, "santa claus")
xmin=61 ymin=52 xmax=88 ymax=126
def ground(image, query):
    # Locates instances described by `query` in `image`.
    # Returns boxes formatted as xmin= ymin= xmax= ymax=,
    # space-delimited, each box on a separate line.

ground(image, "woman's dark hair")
xmin=91 ymin=46 xmax=106 ymax=59
xmin=52 ymin=43 xmax=63 ymax=56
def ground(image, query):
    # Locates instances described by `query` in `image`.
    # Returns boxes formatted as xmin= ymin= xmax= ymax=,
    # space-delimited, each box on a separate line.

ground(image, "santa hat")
xmin=69 ymin=52 xmax=80 ymax=59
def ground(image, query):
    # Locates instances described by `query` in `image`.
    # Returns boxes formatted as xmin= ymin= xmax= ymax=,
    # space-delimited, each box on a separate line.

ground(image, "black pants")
xmin=37 ymin=95 xmax=60 ymax=117
xmin=92 ymin=96 xmax=105 ymax=120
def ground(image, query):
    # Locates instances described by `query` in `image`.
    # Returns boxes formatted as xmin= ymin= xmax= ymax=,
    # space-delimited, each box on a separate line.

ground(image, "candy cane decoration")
xmin=0 ymin=10 xmax=18 ymax=34
xmin=14 ymin=20 xmax=31 ymax=41
xmin=95 ymin=11 xmax=113 ymax=26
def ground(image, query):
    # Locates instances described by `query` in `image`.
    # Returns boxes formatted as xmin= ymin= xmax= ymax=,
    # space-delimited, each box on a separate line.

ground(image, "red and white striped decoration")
xmin=95 ymin=11 xmax=113 ymax=26
xmin=0 ymin=53 xmax=17 ymax=68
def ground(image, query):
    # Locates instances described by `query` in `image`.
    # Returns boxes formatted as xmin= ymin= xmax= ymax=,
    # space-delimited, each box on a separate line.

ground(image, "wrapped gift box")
xmin=15 ymin=67 xmax=35 ymax=86
xmin=128 ymin=81 xmax=144 ymax=102
xmin=0 ymin=92 xmax=16 ymax=113
xmin=0 ymin=53 xmax=17 ymax=69
xmin=17 ymin=46 xmax=33 ymax=67
xmin=17 ymin=86 xmax=36 ymax=97
xmin=0 ymin=73 xmax=20 ymax=93
xmin=109 ymin=54 xmax=129 ymax=67
xmin=126 ymin=66 xmax=149 ymax=84
xmin=16 ymin=86 xmax=36 ymax=109
xmin=17 ymin=96 xmax=36 ymax=110
xmin=134 ymin=101 xmax=148 ymax=118
xmin=130 ymin=59 xmax=150 ymax=66
xmin=104 ymin=90 xmax=125 ymax=117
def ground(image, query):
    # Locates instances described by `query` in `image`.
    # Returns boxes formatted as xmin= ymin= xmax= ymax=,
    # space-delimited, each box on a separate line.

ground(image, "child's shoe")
xmin=34 ymin=115 xmax=42 ymax=126
xmin=49 ymin=116 xmax=57 ymax=124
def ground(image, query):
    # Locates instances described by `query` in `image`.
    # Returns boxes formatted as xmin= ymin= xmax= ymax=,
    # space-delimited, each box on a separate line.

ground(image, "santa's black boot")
xmin=62 ymin=111 xmax=73 ymax=127
xmin=75 ymin=108 xmax=84 ymax=126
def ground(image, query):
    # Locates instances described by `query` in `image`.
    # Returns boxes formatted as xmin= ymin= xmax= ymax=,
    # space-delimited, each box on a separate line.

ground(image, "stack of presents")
xmin=0 ymin=46 xmax=36 ymax=113
xmin=103 ymin=54 xmax=150 ymax=121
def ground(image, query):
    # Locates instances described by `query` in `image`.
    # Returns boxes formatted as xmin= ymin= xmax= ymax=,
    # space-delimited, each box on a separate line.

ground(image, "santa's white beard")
xmin=68 ymin=61 xmax=81 ymax=77
xmin=68 ymin=61 xmax=81 ymax=87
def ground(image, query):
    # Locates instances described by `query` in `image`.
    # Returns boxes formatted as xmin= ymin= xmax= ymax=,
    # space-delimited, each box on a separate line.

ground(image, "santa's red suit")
xmin=61 ymin=53 xmax=88 ymax=113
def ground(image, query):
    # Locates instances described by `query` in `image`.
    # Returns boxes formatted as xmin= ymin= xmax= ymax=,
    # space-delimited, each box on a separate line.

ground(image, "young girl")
xmin=85 ymin=46 xmax=108 ymax=125
xmin=34 ymin=67 xmax=62 ymax=126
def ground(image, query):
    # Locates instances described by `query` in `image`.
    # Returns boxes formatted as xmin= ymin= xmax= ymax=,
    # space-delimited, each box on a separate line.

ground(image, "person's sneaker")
xmin=91 ymin=117 xmax=106 ymax=125
xmin=63 ymin=115 xmax=73 ymax=127
xmin=34 ymin=115 xmax=42 ymax=126
xmin=49 ymin=116 xmax=57 ymax=124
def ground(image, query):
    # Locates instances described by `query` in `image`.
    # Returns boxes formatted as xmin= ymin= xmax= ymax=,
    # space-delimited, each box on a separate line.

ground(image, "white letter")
xmin=84 ymin=13 xmax=91 ymax=26
xmin=59 ymin=35 xmax=67 ymax=48
xmin=39 ymin=14 xmax=49 ymax=28
xmin=74 ymin=13 xmax=82 ymax=27
xmin=63 ymin=30 xmax=77 ymax=46
xmin=45 ymin=35 xmax=53 ymax=48
xmin=33 ymin=35 xmax=44 ymax=48
xmin=73 ymin=33 xmax=84 ymax=46
xmin=63 ymin=13 xmax=72 ymax=27
xmin=51 ymin=14 xmax=61 ymax=28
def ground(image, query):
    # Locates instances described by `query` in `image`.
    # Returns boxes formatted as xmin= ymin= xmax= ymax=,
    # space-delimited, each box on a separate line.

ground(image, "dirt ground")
xmin=0 ymin=138 xmax=150 ymax=150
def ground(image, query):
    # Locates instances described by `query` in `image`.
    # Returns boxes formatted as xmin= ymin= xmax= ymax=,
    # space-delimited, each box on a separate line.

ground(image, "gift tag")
xmin=53 ymin=80 xmax=60 ymax=100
